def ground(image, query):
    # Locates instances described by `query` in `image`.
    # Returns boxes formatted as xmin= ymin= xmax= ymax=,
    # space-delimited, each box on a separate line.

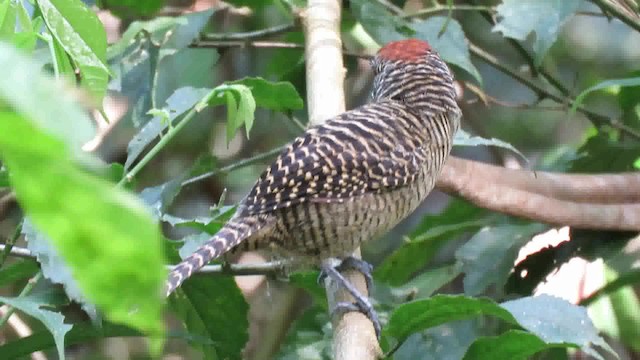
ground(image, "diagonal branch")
xmin=437 ymin=158 xmax=640 ymax=230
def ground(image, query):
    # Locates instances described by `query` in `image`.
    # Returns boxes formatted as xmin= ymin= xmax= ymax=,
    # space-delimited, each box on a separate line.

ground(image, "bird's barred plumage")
xmin=165 ymin=38 xmax=461 ymax=296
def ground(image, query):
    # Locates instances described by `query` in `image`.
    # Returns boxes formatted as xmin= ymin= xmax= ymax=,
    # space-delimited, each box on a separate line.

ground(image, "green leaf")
xmin=391 ymin=263 xmax=462 ymax=300
xmin=411 ymin=17 xmax=482 ymax=83
xmin=571 ymin=76 xmax=640 ymax=115
xmin=170 ymin=274 xmax=250 ymax=360
xmin=0 ymin=0 xmax=17 ymax=38
xmin=455 ymin=224 xmax=546 ymax=296
xmin=493 ymin=0 xmax=583 ymax=65
xmin=125 ymin=87 xmax=212 ymax=169
xmin=570 ymin=132 xmax=640 ymax=172
xmin=225 ymin=88 xmax=239 ymax=142
xmin=386 ymin=294 xmax=518 ymax=341
xmin=375 ymin=200 xmax=485 ymax=286
xmin=0 ymin=295 xmax=73 ymax=360
xmin=219 ymin=84 xmax=256 ymax=142
xmin=463 ymin=330 xmax=554 ymax=360
xmin=98 ymin=0 xmax=165 ymax=18
xmin=501 ymin=295 xmax=616 ymax=359
xmin=583 ymin=266 xmax=640 ymax=352
xmin=0 ymin=260 xmax=40 ymax=288
xmin=350 ymin=0 xmax=409 ymax=44
xmin=0 ymin=165 xmax=8 ymax=187
xmin=228 ymin=77 xmax=304 ymax=112
xmin=36 ymin=0 xmax=110 ymax=103
xmin=454 ymin=129 xmax=527 ymax=162
xmin=0 ymin=42 xmax=95 ymax=152
xmin=0 ymin=113 xmax=166 ymax=349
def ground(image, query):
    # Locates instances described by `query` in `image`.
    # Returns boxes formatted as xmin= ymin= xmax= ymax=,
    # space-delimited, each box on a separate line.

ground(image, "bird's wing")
xmin=240 ymin=102 xmax=451 ymax=216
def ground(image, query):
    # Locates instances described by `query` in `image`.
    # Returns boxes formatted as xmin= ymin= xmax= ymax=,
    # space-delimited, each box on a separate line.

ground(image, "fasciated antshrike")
xmin=166 ymin=39 xmax=461 ymax=302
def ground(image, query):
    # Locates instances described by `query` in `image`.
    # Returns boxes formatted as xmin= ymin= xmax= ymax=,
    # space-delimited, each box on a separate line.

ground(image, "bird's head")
xmin=370 ymin=39 xmax=455 ymax=107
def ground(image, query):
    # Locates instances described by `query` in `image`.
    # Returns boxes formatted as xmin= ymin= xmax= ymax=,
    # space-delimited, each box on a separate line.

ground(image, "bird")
xmin=165 ymin=38 xmax=461 ymax=332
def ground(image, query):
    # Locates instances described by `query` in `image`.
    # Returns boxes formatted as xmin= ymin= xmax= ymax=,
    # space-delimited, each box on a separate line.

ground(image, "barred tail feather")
xmin=165 ymin=217 xmax=262 ymax=296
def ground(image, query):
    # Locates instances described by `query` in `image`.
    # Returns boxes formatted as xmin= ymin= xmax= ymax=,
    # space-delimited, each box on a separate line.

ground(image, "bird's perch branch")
xmin=302 ymin=0 xmax=382 ymax=358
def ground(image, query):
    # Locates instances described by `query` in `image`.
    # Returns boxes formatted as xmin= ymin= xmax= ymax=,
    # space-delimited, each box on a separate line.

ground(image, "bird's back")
xmin=237 ymin=99 xmax=460 ymax=261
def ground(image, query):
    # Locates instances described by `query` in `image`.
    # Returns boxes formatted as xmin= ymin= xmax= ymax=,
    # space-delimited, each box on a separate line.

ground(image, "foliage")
xmin=0 ymin=0 xmax=638 ymax=359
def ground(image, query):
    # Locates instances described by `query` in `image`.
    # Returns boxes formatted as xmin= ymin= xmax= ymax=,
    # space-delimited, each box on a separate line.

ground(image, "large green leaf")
xmin=0 ymin=113 xmax=166 ymax=349
xmin=502 ymin=295 xmax=616 ymax=359
xmin=0 ymin=295 xmax=73 ymax=360
xmin=375 ymin=200 xmax=486 ymax=286
xmin=493 ymin=0 xmax=583 ymax=65
xmin=0 ymin=42 xmax=95 ymax=152
xmin=170 ymin=275 xmax=250 ymax=360
xmin=386 ymin=295 xmax=518 ymax=341
xmin=463 ymin=330 xmax=555 ymax=360
xmin=0 ymin=260 xmax=40 ymax=288
xmin=36 ymin=0 xmax=110 ymax=103
xmin=455 ymin=224 xmax=546 ymax=296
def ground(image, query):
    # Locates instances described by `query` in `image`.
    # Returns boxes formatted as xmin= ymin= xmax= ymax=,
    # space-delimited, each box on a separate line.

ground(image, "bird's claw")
xmin=320 ymin=258 xmax=381 ymax=339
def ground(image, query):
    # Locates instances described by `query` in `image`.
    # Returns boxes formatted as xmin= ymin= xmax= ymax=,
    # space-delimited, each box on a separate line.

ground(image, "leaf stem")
xmin=201 ymin=23 xmax=296 ymax=41
xmin=118 ymin=91 xmax=218 ymax=187
xmin=0 ymin=244 xmax=287 ymax=276
xmin=590 ymin=0 xmax=640 ymax=33
xmin=181 ymin=145 xmax=285 ymax=187
xmin=0 ymin=222 xmax=22 ymax=269
xmin=0 ymin=271 xmax=43 ymax=329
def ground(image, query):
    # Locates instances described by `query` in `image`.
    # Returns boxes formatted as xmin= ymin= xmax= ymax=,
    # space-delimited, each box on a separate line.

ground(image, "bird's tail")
xmin=165 ymin=216 xmax=264 ymax=296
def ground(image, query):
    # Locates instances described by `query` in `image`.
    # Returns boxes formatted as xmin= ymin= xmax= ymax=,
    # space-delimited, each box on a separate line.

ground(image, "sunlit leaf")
xmin=0 ymin=42 xmax=94 ymax=152
xmin=502 ymin=295 xmax=616 ymax=359
xmin=0 ymin=113 xmax=166 ymax=350
xmin=36 ymin=0 xmax=110 ymax=102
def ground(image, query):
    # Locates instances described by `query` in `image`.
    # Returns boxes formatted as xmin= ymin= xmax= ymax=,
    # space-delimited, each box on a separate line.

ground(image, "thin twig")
xmin=402 ymin=4 xmax=496 ymax=18
xmin=0 ymin=271 xmax=43 ymax=329
xmin=468 ymin=43 xmax=640 ymax=139
xmin=591 ymin=0 xmax=640 ymax=33
xmin=0 ymin=222 xmax=23 ymax=268
xmin=0 ymin=244 xmax=289 ymax=276
xmin=201 ymin=23 xmax=296 ymax=41
xmin=181 ymin=146 xmax=285 ymax=187
xmin=189 ymin=40 xmax=371 ymax=59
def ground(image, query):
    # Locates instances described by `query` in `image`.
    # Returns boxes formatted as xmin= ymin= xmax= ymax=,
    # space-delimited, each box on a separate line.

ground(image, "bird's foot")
xmin=319 ymin=259 xmax=381 ymax=338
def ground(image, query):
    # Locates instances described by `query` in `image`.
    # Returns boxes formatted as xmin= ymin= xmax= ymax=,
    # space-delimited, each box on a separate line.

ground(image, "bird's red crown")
xmin=376 ymin=39 xmax=432 ymax=63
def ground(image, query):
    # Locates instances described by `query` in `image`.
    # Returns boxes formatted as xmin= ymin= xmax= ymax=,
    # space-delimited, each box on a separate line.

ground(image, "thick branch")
xmin=443 ymin=157 xmax=640 ymax=204
xmin=437 ymin=158 xmax=640 ymax=230
xmin=302 ymin=0 xmax=382 ymax=358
